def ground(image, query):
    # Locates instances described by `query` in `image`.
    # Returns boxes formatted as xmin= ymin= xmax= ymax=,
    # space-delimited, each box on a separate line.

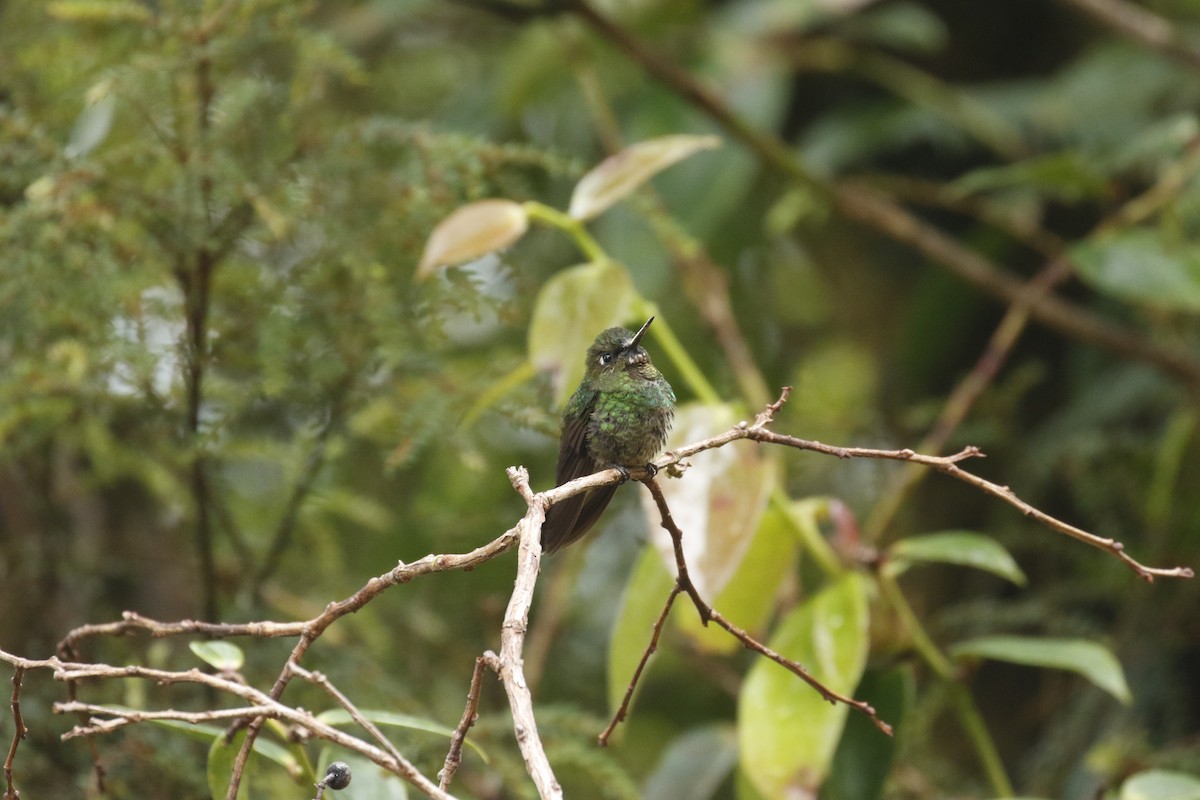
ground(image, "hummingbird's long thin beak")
xmin=628 ymin=316 xmax=654 ymax=349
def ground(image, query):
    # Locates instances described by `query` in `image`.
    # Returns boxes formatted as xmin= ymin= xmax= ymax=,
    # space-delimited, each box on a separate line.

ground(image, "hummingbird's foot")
xmin=608 ymin=464 xmax=632 ymax=483
xmin=643 ymin=462 xmax=658 ymax=478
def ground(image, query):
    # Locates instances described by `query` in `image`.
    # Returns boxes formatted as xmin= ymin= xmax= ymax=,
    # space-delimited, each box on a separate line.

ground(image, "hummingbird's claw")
xmin=643 ymin=462 xmax=658 ymax=479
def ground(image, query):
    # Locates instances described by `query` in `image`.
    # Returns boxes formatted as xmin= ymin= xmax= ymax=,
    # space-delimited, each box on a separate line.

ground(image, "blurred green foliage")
xmin=1 ymin=1 xmax=1199 ymax=798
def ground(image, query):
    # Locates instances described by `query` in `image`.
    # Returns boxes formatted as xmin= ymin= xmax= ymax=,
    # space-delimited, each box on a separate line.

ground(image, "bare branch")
xmin=439 ymin=652 xmax=499 ymax=790
xmin=496 ymin=467 xmax=562 ymax=800
xmin=48 ymin=663 xmax=457 ymax=799
xmin=630 ymin=476 xmax=894 ymax=737
xmin=4 ymin=666 xmax=27 ymax=800
xmin=287 ymin=665 xmax=407 ymax=767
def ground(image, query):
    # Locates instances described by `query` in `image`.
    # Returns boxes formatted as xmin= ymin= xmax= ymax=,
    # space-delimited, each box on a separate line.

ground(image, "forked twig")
xmin=634 ymin=477 xmax=895 ymax=738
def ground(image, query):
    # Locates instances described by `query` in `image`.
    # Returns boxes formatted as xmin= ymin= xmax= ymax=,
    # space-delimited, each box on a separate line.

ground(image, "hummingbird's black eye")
xmin=599 ymin=352 xmax=616 ymax=366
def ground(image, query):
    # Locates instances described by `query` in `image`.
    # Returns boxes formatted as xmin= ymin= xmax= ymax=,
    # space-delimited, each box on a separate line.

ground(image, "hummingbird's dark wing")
xmin=541 ymin=391 xmax=619 ymax=554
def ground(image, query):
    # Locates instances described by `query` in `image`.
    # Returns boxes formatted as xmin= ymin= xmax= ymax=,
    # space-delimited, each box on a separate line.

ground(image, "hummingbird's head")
xmin=585 ymin=316 xmax=655 ymax=378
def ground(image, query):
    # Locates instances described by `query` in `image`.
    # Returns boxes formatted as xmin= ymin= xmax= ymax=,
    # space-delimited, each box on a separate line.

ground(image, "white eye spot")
xmin=599 ymin=352 xmax=616 ymax=366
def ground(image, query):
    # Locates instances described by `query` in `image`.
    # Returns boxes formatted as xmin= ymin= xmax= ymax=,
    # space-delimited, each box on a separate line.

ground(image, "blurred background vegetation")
xmin=1 ymin=0 xmax=1199 ymax=798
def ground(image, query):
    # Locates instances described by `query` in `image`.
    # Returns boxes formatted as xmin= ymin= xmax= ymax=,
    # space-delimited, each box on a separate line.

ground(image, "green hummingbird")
xmin=542 ymin=316 xmax=676 ymax=554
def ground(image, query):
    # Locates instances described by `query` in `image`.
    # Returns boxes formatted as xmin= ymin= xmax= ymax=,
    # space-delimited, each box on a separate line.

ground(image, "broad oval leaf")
xmin=643 ymin=403 xmax=775 ymax=604
xmin=416 ymin=199 xmax=529 ymax=280
xmin=190 ymin=640 xmax=245 ymax=672
xmin=739 ymin=573 xmax=870 ymax=800
xmin=568 ymin=134 xmax=722 ymax=221
xmin=527 ymin=259 xmax=638 ymax=407
xmin=1120 ymin=770 xmax=1200 ymax=800
xmin=886 ymin=530 xmax=1026 ymax=585
xmin=1071 ymin=230 xmax=1200 ymax=313
xmin=673 ymin=482 xmax=794 ymax=654
xmin=950 ymin=635 xmax=1131 ymax=704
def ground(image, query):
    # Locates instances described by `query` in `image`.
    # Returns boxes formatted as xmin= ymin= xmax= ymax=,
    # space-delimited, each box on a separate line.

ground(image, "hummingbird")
xmin=541 ymin=316 xmax=676 ymax=554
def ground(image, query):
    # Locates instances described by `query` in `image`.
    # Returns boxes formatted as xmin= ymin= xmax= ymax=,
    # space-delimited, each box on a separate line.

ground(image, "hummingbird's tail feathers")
xmin=540 ymin=484 xmax=618 ymax=554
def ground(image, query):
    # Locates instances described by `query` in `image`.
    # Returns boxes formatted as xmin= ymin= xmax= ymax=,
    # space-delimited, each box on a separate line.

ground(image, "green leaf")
xmin=644 ymin=725 xmax=738 ymax=800
xmin=207 ymin=729 xmax=303 ymax=800
xmin=315 ymin=709 xmax=489 ymax=764
xmin=416 ymin=199 xmax=529 ymax=279
xmin=643 ymin=403 xmax=776 ymax=607
xmin=607 ymin=546 xmax=675 ymax=717
xmin=1071 ymin=230 xmax=1200 ymax=313
xmin=189 ymin=641 xmax=245 ymax=672
xmin=1120 ymin=770 xmax=1200 ymax=800
xmin=65 ymin=83 xmax=116 ymax=159
xmin=823 ymin=668 xmax=912 ymax=800
xmin=886 ymin=530 xmax=1026 ymax=585
xmin=950 ymin=636 xmax=1131 ymax=704
xmin=673 ymin=488 xmax=795 ymax=654
xmin=952 ymin=152 xmax=1110 ymax=203
xmin=148 ymin=719 xmax=307 ymax=780
xmin=739 ymin=574 xmax=871 ymax=799
xmin=568 ymin=134 xmax=722 ymax=221
xmin=527 ymin=260 xmax=639 ymax=407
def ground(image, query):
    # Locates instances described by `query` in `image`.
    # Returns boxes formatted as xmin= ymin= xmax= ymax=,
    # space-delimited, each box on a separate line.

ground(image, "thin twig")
xmin=288 ymin=665 xmax=406 ymax=766
xmin=439 ymin=652 xmax=498 ymax=790
xmin=746 ymin=426 xmax=1194 ymax=582
xmin=598 ymin=585 xmax=681 ymax=747
xmin=643 ymin=480 xmax=709 ymax=623
xmin=47 ymin=663 xmax=457 ymax=800
xmin=709 ymin=607 xmax=892 ymax=735
xmin=641 ymin=476 xmax=895 ymax=736
xmin=3 ymin=667 xmax=26 ymax=800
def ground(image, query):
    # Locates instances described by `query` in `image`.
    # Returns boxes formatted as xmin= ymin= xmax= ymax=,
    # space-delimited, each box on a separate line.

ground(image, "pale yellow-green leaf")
xmin=607 ymin=547 xmax=675 ymax=719
xmin=568 ymin=134 xmax=722 ymax=221
xmin=643 ymin=403 xmax=775 ymax=603
xmin=739 ymin=574 xmax=870 ymax=799
xmin=674 ymin=499 xmax=795 ymax=653
xmin=527 ymin=260 xmax=639 ymax=407
xmin=48 ymin=1 xmax=151 ymax=23
xmin=416 ymin=199 xmax=528 ymax=279
xmin=1120 ymin=770 xmax=1200 ymax=800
